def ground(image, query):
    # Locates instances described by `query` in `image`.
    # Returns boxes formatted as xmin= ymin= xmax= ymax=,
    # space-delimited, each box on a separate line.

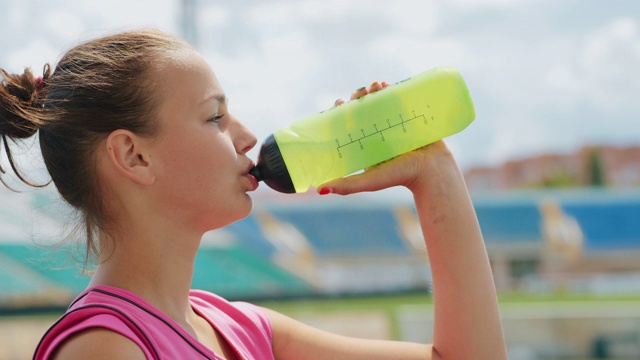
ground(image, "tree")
xmin=587 ymin=150 xmax=606 ymax=187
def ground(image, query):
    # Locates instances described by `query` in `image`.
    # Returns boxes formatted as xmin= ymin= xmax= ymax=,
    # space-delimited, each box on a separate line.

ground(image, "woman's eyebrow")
xmin=200 ymin=93 xmax=227 ymax=105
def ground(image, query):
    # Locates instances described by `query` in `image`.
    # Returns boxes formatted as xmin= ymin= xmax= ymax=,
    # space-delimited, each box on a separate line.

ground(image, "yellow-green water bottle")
xmin=249 ymin=67 xmax=476 ymax=193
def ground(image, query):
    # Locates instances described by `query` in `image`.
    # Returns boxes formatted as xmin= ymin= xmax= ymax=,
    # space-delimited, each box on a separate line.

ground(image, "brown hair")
xmin=0 ymin=29 xmax=189 ymax=263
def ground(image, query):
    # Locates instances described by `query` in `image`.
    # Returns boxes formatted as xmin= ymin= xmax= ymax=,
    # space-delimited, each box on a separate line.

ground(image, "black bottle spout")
xmin=248 ymin=166 xmax=263 ymax=182
xmin=250 ymin=134 xmax=296 ymax=194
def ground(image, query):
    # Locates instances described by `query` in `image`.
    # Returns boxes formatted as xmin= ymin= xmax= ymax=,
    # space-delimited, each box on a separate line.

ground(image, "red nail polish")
xmin=319 ymin=188 xmax=331 ymax=195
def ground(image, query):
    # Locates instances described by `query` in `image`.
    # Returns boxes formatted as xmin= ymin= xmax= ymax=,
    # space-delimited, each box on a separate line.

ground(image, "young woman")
xmin=0 ymin=29 xmax=506 ymax=359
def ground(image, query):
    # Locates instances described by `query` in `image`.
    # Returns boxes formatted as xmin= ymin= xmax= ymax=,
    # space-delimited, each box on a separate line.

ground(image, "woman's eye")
xmin=208 ymin=114 xmax=225 ymax=123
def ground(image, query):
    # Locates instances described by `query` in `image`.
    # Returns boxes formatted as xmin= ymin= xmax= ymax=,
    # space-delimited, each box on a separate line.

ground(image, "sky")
xmin=2 ymin=0 xmax=639 ymax=169
xmin=0 ymin=0 xmax=639 ymax=203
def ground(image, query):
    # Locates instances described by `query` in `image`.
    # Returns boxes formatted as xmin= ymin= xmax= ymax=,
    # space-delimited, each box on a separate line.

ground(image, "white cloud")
xmin=198 ymin=4 xmax=232 ymax=29
xmin=78 ymin=0 xmax=177 ymax=33
xmin=246 ymin=2 xmax=293 ymax=27
xmin=546 ymin=17 xmax=640 ymax=112
xmin=5 ymin=2 xmax=27 ymax=27
xmin=47 ymin=11 xmax=86 ymax=42
xmin=368 ymin=35 xmax=468 ymax=75
xmin=2 ymin=0 xmax=639 ymax=178
xmin=6 ymin=39 xmax=59 ymax=73
xmin=609 ymin=17 xmax=638 ymax=41
xmin=385 ymin=1 xmax=439 ymax=35
xmin=246 ymin=0 xmax=369 ymax=27
xmin=451 ymin=0 xmax=516 ymax=4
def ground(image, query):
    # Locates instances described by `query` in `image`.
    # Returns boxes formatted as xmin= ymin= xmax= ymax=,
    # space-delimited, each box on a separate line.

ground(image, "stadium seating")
xmin=192 ymin=245 xmax=312 ymax=299
xmin=0 ymin=253 xmax=48 ymax=297
xmin=268 ymin=206 xmax=410 ymax=257
xmin=2 ymin=188 xmax=640 ymax=308
xmin=223 ymin=215 xmax=278 ymax=256
xmin=0 ymin=244 xmax=90 ymax=295
xmin=563 ymin=201 xmax=640 ymax=251
xmin=474 ymin=201 xmax=543 ymax=244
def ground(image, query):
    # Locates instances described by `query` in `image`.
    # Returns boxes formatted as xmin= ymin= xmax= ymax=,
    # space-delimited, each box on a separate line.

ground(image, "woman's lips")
xmin=245 ymin=172 xmax=259 ymax=191
xmin=244 ymin=162 xmax=259 ymax=191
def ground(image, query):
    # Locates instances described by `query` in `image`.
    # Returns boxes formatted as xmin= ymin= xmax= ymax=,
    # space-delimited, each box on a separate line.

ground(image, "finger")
xmin=317 ymin=169 xmax=391 ymax=196
xmin=317 ymin=156 xmax=410 ymax=196
xmin=333 ymin=98 xmax=345 ymax=107
xmin=345 ymin=80 xmax=386 ymax=105
xmin=369 ymin=81 xmax=382 ymax=93
xmin=350 ymin=86 xmax=368 ymax=100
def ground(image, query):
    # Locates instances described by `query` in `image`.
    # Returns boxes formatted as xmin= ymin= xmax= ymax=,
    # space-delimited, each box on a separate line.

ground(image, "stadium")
xmin=1 ymin=187 xmax=639 ymax=359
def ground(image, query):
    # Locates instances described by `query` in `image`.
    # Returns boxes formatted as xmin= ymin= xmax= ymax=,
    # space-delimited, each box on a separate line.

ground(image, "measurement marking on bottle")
xmin=335 ymin=110 xmax=429 ymax=157
xmin=374 ymin=124 xmax=385 ymax=141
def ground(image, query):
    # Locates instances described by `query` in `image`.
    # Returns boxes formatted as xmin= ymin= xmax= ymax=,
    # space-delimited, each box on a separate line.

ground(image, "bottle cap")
xmin=250 ymin=134 xmax=296 ymax=193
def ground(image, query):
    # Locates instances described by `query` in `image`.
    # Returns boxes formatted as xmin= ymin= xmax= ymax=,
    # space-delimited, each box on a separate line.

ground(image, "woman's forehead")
xmin=154 ymin=50 xmax=223 ymax=105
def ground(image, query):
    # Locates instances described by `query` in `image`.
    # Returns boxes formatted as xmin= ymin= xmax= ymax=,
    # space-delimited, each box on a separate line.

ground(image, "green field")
xmin=256 ymin=291 xmax=640 ymax=315
xmin=256 ymin=291 xmax=640 ymax=342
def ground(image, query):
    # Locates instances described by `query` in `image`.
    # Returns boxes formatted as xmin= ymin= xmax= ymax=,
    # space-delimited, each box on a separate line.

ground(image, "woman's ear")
xmin=104 ymin=130 xmax=156 ymax=185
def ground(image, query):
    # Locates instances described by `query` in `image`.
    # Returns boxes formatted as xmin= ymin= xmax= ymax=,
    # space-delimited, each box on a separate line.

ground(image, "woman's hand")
xmin=318 ymin=82 xmax=459 ymax=196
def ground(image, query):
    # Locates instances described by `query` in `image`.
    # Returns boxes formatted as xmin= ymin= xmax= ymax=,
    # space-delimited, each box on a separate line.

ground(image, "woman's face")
xmin=149 ymin=49 xmax=259 ymax=232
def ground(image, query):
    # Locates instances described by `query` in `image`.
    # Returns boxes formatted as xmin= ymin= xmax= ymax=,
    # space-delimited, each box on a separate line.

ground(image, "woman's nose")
xmin=233 ymin=118 xmax=257 ymax=154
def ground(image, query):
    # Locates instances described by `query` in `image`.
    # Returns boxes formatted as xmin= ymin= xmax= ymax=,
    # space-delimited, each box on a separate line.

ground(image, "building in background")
xmin=464 ymin=145 xmax=640 ymax=192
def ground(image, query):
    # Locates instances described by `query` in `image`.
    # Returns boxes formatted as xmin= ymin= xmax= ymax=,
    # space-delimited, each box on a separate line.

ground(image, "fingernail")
xmin=357 ymin=86 xmax=366 ymax=91
xmin=370 ymin=81 xmax=379 ymax=88
xmin=319 ymin=187 xmax=332 ymax=195
xmin=334 ymin=98 xmax=343 ymax=104
xmin=381 ymin=81 xmax=388 ymax=87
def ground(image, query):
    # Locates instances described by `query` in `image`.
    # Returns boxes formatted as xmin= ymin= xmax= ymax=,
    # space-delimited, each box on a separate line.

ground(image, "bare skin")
xmin=52 ymin=50 xmax=507 ymax=359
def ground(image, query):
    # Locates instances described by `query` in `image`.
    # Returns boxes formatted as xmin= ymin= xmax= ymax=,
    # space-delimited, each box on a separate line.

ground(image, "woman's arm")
xmin=266 ymin=307 xmax=434 ymax=360
xmin=397 ymin=141 xmax=507 ymax=359
xmin=268 ymin=83 xmax=507 ymax=360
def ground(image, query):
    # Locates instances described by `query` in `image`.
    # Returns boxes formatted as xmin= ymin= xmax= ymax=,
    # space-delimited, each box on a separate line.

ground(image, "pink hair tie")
xmin=34 ymin=76 xmax=45 ymax=92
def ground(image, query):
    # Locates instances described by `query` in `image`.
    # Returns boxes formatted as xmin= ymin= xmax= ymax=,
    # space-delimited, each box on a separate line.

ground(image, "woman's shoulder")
xmin=33 ymin=310 xmax=156 ymax=360
xmin=189 ymin=289 xmax=272 ymax=333
xmin=33 ymin=287 xmax=159 ymax=360
xmin=189 ymin=289 xmax=274 ymax=358
xmin=50 ymin=327 xmax=146 ymax=360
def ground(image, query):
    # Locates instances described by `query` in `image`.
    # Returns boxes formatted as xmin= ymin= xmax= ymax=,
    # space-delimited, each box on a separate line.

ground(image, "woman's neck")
xmin=89 ymin=219 xmax=203 ymax=323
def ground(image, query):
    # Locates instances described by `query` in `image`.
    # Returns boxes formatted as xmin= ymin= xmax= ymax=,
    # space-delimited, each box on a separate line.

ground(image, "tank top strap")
xmin=33 ymin=302 xmax=159 ymax=360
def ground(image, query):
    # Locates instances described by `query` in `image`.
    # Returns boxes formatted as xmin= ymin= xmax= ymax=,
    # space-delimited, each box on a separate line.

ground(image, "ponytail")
xmin=0 ymin=65 xmax=51 ymax=189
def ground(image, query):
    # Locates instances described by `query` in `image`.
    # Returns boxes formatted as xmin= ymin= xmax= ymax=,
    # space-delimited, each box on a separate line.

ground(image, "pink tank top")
xmin=33 ymin=285 xmax=274 ymax=359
